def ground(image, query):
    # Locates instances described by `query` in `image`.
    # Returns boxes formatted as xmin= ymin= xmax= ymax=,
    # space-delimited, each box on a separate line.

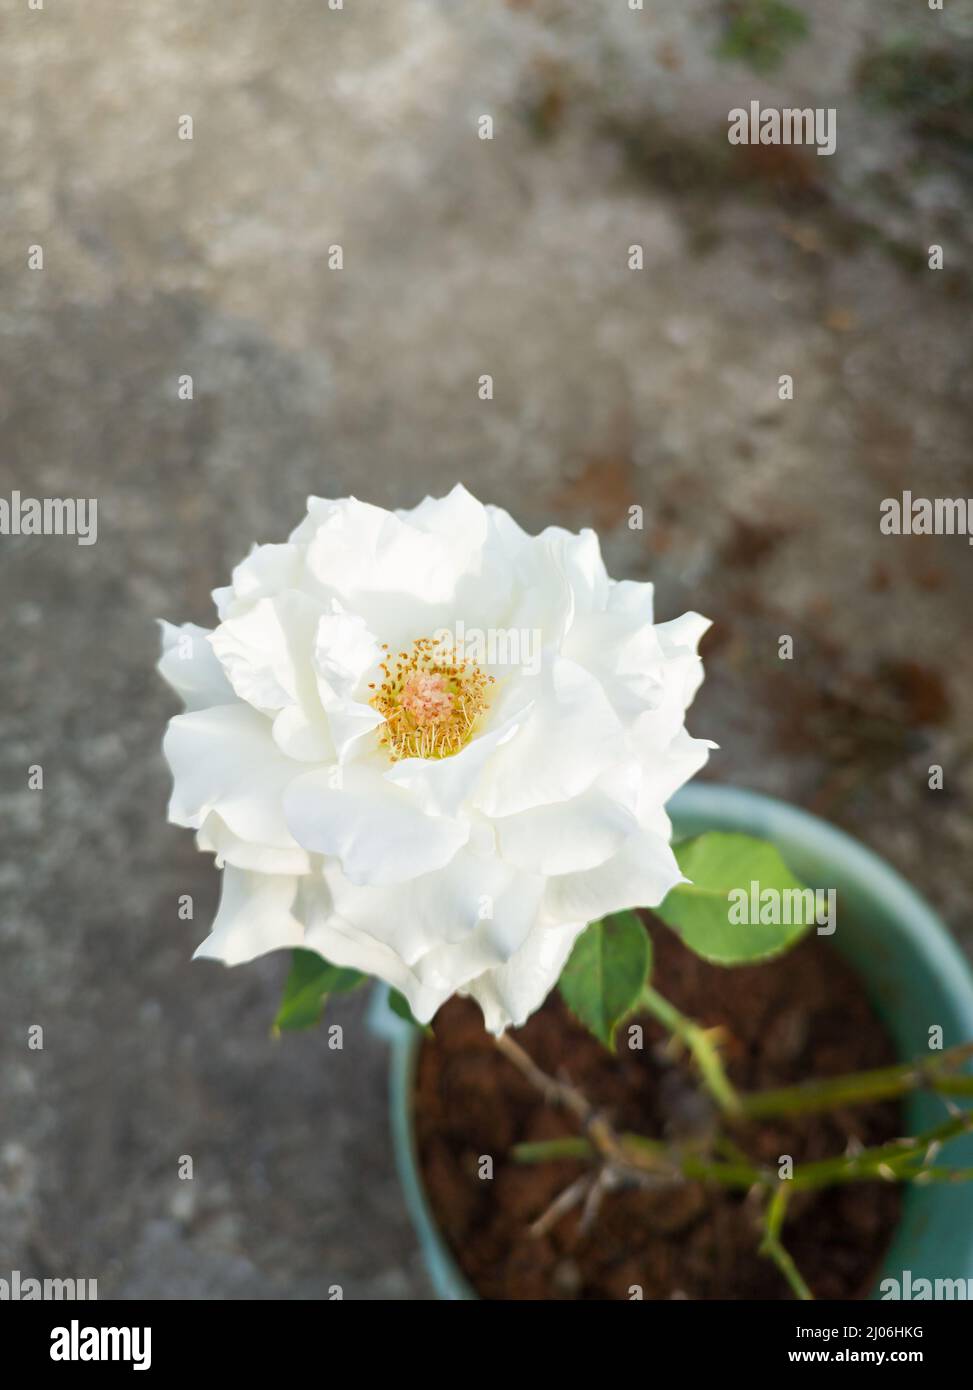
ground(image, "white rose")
xmin=159 ymin=485 xmax=713 ymax=1033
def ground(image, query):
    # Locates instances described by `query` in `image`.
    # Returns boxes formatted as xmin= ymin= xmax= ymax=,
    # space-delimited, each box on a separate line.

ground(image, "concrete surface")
xmin=1 ymin=0 xmax=971 ymax=1299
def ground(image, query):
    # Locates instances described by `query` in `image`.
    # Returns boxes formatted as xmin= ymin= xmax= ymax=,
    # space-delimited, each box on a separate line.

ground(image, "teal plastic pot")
xmin=370 ymin=783 xmax=973 ymax=1300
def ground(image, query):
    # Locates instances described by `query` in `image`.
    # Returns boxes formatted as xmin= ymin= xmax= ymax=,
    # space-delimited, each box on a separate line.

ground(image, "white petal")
xmin=562 ymin=597 xmax=667 ymax=723
xmin=209 ymin=593 xmax=334 ymax=761
xmin=627 ymin=611 xmax=712 ymax=773
xmin=635 ymin=726 xmax=716 ymax=817
xmin=212 ymin=543 xmax=302 ymax=620
xmin=196 ymin=812 xmax=312 ymax=876
xmin=164 ymin=703 xmax=302 ymax=849
xmin=300 ymin=883 xmax=448 ymax=1025
xmin=302 ymin=850 xmax=545 ymax=1023
xmin=209 ymin=592 xmax=318 ymax=712
xmin=194 ymin=867 xmax=305 ymax=965
xmin=396 ymin=482 xmax=489 ymax=546
xmin=321 ymin=848 xmax=542 ymax=962
xmin=494 ymin=783 xmax=638 ymax=876
xmin=607 ymin=578 xmax=655 ymax=624
xmin=656 ymin=611 xmax=711 ymax=707
xmin=304 ymin=495 xmax=473 ymax=608
xmin=490 ymin=534 xmax=572 ymax=648
xmin=271 ymin=704 xmax=334 ymax=763
xmin=313 ymin=605 xmax=387 ymax=760
xmin=542 ymin=829 xmax=684 ymax=923
xmin=547 ymin=525 xmax=609 ymax=618
xmin=157 ymin=621 xmax=234 ymax=711
xmin=283 ymin=767 xmax=469 ymax=886
xmin=301 ymin=495 xmax=506 ymax=653
xmin=321 ymin=702 xmax=386 ymax=763
xmin=658 ymin=609 xmax=711 ymax=652
xmin=314 ymin=605 xmax=382 ymax=701
xmin=462 ymin=919 xmax=589 ymax=1035
xmin=473 ymin=658 xmax=624 ymax=817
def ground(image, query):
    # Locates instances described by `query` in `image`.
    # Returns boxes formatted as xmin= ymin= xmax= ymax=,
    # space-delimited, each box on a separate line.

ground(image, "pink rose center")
xmin=399 ymin=670 xmax=453 ymax=725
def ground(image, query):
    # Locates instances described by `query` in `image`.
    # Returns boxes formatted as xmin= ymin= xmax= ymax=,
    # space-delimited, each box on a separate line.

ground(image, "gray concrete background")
xmin=1 ymin=0 xmax=971 ymax=1299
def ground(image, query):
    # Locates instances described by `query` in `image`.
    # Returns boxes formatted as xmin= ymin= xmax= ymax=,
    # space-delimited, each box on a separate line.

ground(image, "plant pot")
xmin=368 ymin=782 xmax=973 ymax=1300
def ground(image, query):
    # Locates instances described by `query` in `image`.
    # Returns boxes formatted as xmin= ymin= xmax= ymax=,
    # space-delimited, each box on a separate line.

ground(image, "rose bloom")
xmin=159 ymin=486 xmax=712 ymax=1033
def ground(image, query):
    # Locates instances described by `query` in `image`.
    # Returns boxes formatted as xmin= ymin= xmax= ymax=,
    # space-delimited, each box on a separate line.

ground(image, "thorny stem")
xmin=514 ymin=1111 xmax=973 ymax=1191
xmin=787 ymin=1111 xmax=973 ymax=1190
xmin=740 ymin=1041 xmax=973 ymax=1119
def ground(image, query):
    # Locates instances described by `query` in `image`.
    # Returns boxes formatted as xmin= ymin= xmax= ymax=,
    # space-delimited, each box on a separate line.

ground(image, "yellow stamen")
xmin=369 ymin=635 xmax=494 ymax=762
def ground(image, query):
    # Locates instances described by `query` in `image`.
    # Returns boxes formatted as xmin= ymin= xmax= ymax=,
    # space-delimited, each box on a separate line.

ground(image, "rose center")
xmin=368 ymin=636 xmax=494 ymax=761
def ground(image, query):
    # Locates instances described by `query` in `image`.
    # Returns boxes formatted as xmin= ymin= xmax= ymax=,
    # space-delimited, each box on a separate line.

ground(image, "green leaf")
xmin=558 ymin=910 xmax=652 ymax=1051
xmin=388 ymin=989 xmax=434 ymax=1037
xmin=273 ymin=949 xmax=366 ymax=1033
xmin=656 ymin=833 xmax=815 ymax=965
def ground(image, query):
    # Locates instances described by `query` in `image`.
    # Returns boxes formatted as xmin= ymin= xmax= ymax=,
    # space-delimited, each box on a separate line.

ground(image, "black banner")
xmin=2 ymin=1297 xmax=967 ymax=1375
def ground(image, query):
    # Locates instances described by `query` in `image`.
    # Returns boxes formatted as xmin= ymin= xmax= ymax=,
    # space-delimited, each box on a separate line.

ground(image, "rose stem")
xmin=759 ymin=1187 xmax=814 ymax=1301
xmin=493 ymin=1029 xmax=626 ymax=1162
xmin=638 ymin=985 xmax=743 ymax=1117
xmin=739 ymin=1041 xmax=973 ymax=1119
xmin=513 ymin=1109 xmax=973 ymax=1193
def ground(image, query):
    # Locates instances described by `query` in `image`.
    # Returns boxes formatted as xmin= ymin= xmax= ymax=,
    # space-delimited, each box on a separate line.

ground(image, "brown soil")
xmin=415 ymin=921 xmax=903 ymax=1300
